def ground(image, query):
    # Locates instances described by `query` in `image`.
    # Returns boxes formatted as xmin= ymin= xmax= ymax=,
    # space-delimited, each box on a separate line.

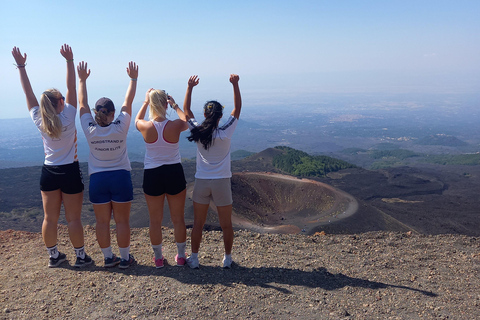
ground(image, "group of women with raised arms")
xmin=12 ymin=44 xmax=242 ymax=270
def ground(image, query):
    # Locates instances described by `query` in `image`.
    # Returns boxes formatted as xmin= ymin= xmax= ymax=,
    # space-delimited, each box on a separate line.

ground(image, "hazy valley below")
xmin=1 ymin=92 xmax=479 ymax=236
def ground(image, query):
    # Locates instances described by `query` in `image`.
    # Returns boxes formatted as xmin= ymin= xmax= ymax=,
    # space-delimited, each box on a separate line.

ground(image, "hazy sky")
xmin=1 ymin=0 xmax=479 ymax=119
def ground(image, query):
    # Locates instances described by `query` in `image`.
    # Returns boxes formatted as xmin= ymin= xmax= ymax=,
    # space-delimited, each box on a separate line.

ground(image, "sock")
xmin=101 ymin=246 xmax=113 ymax=260
xmin=224 ymin=253 xmax=232 ymax=261
xmin=74 ymin=246 xmax=86 ymax=259
xmin=152 ymin=244 xmax=163 ymax=260
xmin=119 ymin=246 xmax=130 ymax=261
xmin=47 ymin=245 xmax=59 ymax=259
xmin=176 ymin=242 xmax=186 ymax=258
xmin=190 ymin=252 xmax=198 ymax=259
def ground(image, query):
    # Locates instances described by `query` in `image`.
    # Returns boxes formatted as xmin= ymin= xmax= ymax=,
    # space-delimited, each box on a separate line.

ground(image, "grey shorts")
xmin=192 ymin=178 xmax=232 ymax=206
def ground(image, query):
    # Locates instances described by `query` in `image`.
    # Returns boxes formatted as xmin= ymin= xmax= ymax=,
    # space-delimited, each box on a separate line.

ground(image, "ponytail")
xmin=149 ymin=89 xmax=167 ymax=121
xmin=187 ymin=101 xmax=223 ymax=150
xmin=39 ymin=89 xmax=63 ymax=139
xmin=94 ymin=108 xmax=114 ymax=127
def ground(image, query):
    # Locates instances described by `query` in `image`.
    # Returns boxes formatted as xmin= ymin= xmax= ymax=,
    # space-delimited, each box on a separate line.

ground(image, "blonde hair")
xmin=40 ymin=89 xmax=63 ymax=138
xmin=149 ymin=89 xmax=168 ymax=121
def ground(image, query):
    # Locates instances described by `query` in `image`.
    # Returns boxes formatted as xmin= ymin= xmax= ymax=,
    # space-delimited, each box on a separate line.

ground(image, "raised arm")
xmin=135 ymin=88 xmax=153 ymax=132
xmin=122 ymin=61 xmax=138 ymax=116
xmin=77 ymin=61 xmax=91 ymax=117
xmin=229 ymin=74 xmax=242 ymax=119
xmin=168 ymin=95 xmax=188 ymax=131
xmin=183 ymin=75 xmax=199 ymax=120
xmin=12 ymin=47 xmax=38 ymax=111
xmin=60 ymin=44 xmax=76 ymax=108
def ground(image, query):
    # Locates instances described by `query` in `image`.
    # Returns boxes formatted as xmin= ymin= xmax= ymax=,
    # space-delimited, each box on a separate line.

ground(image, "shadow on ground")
xmin=66 ymin=262 xmax=437 ymax=297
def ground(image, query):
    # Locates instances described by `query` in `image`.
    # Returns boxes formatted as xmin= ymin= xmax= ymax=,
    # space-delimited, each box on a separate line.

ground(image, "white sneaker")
xmin=186 ymin=255 xmax=199 ymax=269
xmin=222 ymin=255 xmax=233 ymax=269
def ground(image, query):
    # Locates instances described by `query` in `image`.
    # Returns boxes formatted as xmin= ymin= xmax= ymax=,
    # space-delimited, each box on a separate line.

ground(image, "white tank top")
xmin=144 ymin=119 xmax=181 ymax=169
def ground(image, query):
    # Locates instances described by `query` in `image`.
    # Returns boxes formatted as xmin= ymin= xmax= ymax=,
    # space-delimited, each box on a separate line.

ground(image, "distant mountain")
xmin=272 ymin=146 xmax=356 ymax=177
xmin=231 ymin=149 xmax=255 ymax=161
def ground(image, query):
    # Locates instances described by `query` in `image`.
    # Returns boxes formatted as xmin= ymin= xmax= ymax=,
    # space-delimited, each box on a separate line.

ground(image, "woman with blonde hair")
xmin=77 ymin=61 xmax=138 ymax=269
xmin=183 ymin=74 xmax=242 ymax=269
xmin=135 ymin=88 xmax=189 ymax=268
xmin=12 ymin=45 xmax=92 ymax=268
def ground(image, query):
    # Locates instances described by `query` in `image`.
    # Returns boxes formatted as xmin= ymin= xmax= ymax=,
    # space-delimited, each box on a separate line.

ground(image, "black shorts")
xmin=143 ymin=163 xmax=186 ymax=196
xmin=40 ymin=161 xmax=84 ymax=194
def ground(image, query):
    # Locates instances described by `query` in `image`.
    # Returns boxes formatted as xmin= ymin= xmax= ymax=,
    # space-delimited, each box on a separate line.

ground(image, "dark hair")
xmin=94 ymin=97 xmax=115 ymax=127
xmin=187 ymin=100 xmax=223 ymax=150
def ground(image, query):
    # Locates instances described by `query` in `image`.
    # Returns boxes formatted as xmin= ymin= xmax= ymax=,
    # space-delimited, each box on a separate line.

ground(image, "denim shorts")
xmin=89 ymin=169 xmax=133 ymax=204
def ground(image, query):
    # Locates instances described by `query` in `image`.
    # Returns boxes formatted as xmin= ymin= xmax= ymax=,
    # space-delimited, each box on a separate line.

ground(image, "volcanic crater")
xmin=195 ymin=172 xmax=359 ymax=234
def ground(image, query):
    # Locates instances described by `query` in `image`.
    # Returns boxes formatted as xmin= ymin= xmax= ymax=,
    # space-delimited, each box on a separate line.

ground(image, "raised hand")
xmin=144 ymin=88 xmax=153 ymax=104
xmin=229 ymin=74 xmax=239 ymax=85
xmin=12 ymin=46 xmax=27 ymax=66
xmin=188 ymin=75 xmax=199 ymax=88
xmin=60 ymin=44 xmax=74 ymax=61
xmin=127 ymin=61 xmax=138 ymax=79
xmin=168 ymin=94 xmax=177 ymax=107
xmin=77 ymin=61 xmax=91 ymax=81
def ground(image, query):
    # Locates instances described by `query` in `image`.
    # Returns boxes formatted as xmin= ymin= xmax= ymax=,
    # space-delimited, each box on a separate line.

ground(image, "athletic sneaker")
xmin=74 ymin=254 xmax=93 ymax=268
xmin=186 ymin=255 xmax=199 ymax=269
xmin=119 ymin=254 xmax=136 ymax=269
xmin=104 ymin=255 xmax=121 ymax=268
xmin=175 ymin=254 xmax=186 ymax=267
xmin=154 ymin=256 xmax=164 ymax=269
xmin=48 ymin=252 xmax=67 ymax=268
xmin=222 ymin=255 xmax=233 ymax=269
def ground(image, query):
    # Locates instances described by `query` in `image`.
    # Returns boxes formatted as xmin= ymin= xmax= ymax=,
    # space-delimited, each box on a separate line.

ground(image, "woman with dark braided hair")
xmin=11 ymin=45 xmax=92 ymax=268
xmin=183 ymin=74 xmax=242 ymax=269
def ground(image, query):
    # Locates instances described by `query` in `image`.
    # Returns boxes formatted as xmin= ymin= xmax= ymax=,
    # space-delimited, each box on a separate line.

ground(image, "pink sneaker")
xmin=154 ymin=257 xmax=164 ymax=269
xmin=175 ymin=254 xmax=186 ymax=266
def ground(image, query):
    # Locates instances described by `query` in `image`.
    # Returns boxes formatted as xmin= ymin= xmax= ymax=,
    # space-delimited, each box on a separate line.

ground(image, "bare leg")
xmin=63 ymin=191 xmax=84 ymax=248
xmin=166 ymin=189 xmax=187 ymax=244
xmin=190 ymin=202 xmax=209 ymax=253
xmin=112 ymin=202 xmax=131 ymax=248
xmin=217 ymin=204 xmax=234 ymax=255
xmin=93 ymin=202 xmax=113 ymax=249
xmin=41 ymin=190 xmax=62 ymax=248
xmin=145 ymin=194 xmax=165 ymax=246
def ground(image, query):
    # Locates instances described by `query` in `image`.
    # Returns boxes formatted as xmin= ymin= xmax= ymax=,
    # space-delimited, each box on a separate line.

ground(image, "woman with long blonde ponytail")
xmin=12 ymin=44 xmax=92 ymax=268
xmin=40 ymin=89 xmax=63 ymax=138
xmin=135 ymin=88 xmax=189 ymax=268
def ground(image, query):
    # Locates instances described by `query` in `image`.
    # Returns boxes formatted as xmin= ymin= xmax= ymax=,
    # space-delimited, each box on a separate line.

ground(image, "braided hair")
xmin=187 ymin=100 xmax=223 ymax=150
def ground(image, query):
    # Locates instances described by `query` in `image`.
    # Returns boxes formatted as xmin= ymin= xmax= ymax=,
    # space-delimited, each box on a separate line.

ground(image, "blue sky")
xmin=1 ymin=0 xmax=479 ymax=119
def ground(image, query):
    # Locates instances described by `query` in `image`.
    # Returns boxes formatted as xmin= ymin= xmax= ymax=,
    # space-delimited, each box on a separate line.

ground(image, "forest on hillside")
xmin=272 ymin=146 xmax=356 ymax=177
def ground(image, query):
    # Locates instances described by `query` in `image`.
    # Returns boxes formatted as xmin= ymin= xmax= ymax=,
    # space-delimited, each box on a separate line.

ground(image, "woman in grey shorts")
xmin=183 ymin=74 xmax=242 ymax=269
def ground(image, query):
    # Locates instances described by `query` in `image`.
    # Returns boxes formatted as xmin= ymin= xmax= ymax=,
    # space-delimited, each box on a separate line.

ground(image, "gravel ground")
xmin=1 ymin=226 xmax=479 ymax=319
